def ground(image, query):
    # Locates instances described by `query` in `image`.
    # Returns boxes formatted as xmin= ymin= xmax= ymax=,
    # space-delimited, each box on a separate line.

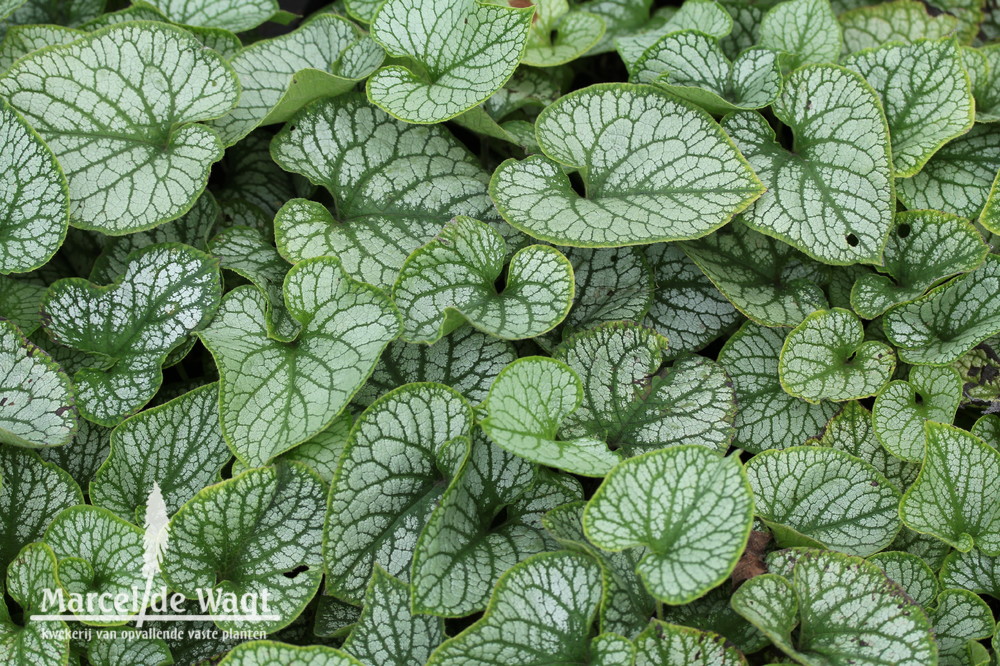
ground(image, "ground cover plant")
xmin=3 ymin=0 xmax=1000 ymax=664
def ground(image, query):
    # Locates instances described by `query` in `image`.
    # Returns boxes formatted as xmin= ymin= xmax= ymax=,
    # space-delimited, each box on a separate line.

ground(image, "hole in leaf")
xmin=494 ymin=267 xmax=508 ymax=293
xmin=846 ymin=234 xmax=859 ymax=247
xmin=897 ymin=223 xmax=911 ymax=238
xmin=489 ymin=505 xmax=509 ymax=529
xmin=283 ymin=565 xmax=309 ymax=579
xmin=845 ymin=351 xmax=857 ymax=364
xmin=914 ymin=392 xmax=924 ymax=406
xmin=568 ymin=170 xmax=587 ymax=197
xmin=549 ymin=29 xmax=559 ymax=44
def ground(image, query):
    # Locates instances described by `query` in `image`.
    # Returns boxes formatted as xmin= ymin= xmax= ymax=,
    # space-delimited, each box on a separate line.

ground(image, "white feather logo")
xmin=136 ymin=482 xmax=170 ymax=627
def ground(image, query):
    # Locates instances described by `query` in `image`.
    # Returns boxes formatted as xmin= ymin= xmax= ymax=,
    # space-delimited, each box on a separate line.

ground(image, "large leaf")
xmin=759 ymin=0 xmax=841 ymax=70
xmin=479 ymin=356 xmax=621 ymax=476
xmin=425 ymin=551 xmax=602 ymax=665
xmin=163 ymin=463 xmax=325 ymax=633
xmin=210 ymin=15 xmax=383 ymax=146
xmin=884 ymin=255 xmax=1000 ymax=365
xmin=0 ymin=98 xmax=68 ymax=275
xmin=929 ymin=589 xmax=995 ymax=666
xmin=554 ymin=322 xmax=736 ymax=455
xmin=90 ymin=383 xmax=229 ymax=522
xmin=490 ymin=83 xmax=764 ymax=247
xmin=843 ymin=39 xmax=973 ymax=177
xmin=731 ymin=549 xmax=937 ymax=665
xmin=900 ymin=422 xmax=1000 ymax=553
xmin=746 ymin=446 xmax=901 ymax=555
xmin=197 ymin=256 xmax=400 ymax=468
xmin=583 ymin=446 xmax=754 ymax=603
xmin=0 ymin=319 xmax=76 ymax=448
xmin=270 ymin=94 xmax=495 ymax=287
xmin=850 ymin=210 xmax=988 ymax=319
xmin=872 ymin=365 xmax=963 ymax=461
xmin=393 ymin=216 xmax=574 ymax=343
xmin=0 ymin=23 xmax=238 ymax=235
xmin=41 ymin=243 xmax=221 ymax=425
xmin=141 ymin=0 xmax=276 ymax=31
xmin=324 ymin=383 xmax=472 ymax=602
xmin=366 ymin=0 xmax=533 ymax=123
xmin=779 ymin=308 xmax=896 ymax=402
xmin=838 ymin=0 xmax=959 ymax=53
xmin=723 ymin=65 xmax=894 ymax=265
xmin=718 ymin=321 xmax=839 ymax=452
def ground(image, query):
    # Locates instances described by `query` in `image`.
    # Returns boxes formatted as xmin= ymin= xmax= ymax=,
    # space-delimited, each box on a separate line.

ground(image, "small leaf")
xmin=197 ymin=256 xmax=400 ymax=468
xmin=723 ymin=65 xmax=894 ymax=265
xmin=0 ymin=23 xmax=238 ymax=235
xmin=632 ymin=31 xmax=781 ymax=115
xmin=563 ymin=246 xmax=654 ymax=331
xmin=555 ymin=322 xmax=737 ymax=455
xmin=425 ymin=551 xmax=603 ymax=665
xmin=521 ymin=0 xmax=606 ymax=67
xmin=633 ymin=620 xmax=749 ymax=665
xmin=883 ymin=255 xmax=1000 ymax=365
xmin=872 ymin=365 xmax=963 ymax=461
xmin=42 ymin=243 xmax=221 ymax=425
xmin=217 ymin=641 xmax=363 ymax=666
xmin=163 ymin=463 xmax=325 ymax=633
xmin=367 ymin=0 xmax=533 ymax=123
xmin=480 ymin=356 xmax=621 ymax=476
xmin=490 ymin=83 xmax=764 ymax=247
xmin=324 ymin=383 xmax=472 ymax=602
xmin=719 ymin=321 xmax=839 ymax=453
xmin=682 ymin=221 xmax=828 ymax=328
xmin=928 ymin=589 xmax=995 ymax=666
xmin=270 ymin=94 xmax=495 ymax=287
xmin=393 ymin=217 xmax=574 ymax=343
xmin=0 ymin=543 xmax=69 ymax=666
xmin=0 ymin=98 xmax=68 ymax=275
xmin=746 ymin=446 xmax=901 ymax=555
xmin=900 ymin=422 xmax=1000 ymax=553
xmin=0 ymin=319 xmax=77 ymax=448
xmin=850 ymin=210 xmax=988 ymax=319
xmin=86 ymin=629 xmax=172 ymax=666
xmin=779 ymin=308 xmax=896 ymax=402
xmin=843 ymin=39 xmax=973 ymax=177
xmin=759 ymin=0 xmax=841 ymax=70
xmin=940 ymin=549 xmax=1000 ymax=598
xmin=616 ymin=0 xmax=733 ymax=69
xmin=210 ymin=15 xmax=383 ymax=146
xmin=90 ymin=383 xmax=230 ymax=522
xmin=38 ymin=418 xmax=111 ymax=490
xmin=0 ymin=277 xmax=45 ymax=335
xmin=583 ymin=446 xmax=754 ymax=604
xmin=838 ymin=0 xmax=959 ymax=54
xmin=732 ymin=549 xmax=937 ymax=665
xmin=868 ymin=551 xmax=939 ymax=607
xmin=341 ymin=568 xmax=445 ymax=666
xmin=141 ymin=0 xmax=277 ymax=31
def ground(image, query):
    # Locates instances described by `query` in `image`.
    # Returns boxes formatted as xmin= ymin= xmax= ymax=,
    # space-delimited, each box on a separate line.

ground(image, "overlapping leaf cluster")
xmin=2 ymin=0 xmax=1000 ymax=664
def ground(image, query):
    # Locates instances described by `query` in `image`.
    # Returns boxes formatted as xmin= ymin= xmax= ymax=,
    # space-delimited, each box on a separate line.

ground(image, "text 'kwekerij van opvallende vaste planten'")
xmin=2 ymin=0 xmax=1000 ymax=663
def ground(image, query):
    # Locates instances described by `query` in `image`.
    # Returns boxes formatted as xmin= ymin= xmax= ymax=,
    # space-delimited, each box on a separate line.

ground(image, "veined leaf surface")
xmin=872 ymin=365 xmax=962 ymax=461
xmin=217 ymin=641 xmax=363 ymax=666
xmin=141 ymin=0 xmax=276 ymax=31
xmin=0 ymin=543 xmax=69 ymax=666
xmin=838 ymin=0 xmax=959 ymax=53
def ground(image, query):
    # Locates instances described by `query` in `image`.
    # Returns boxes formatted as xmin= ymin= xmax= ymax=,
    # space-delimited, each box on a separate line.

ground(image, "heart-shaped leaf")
xmin=929 ymin=589 xmax=995 ymax=666
xmin=850 ymin=210 xmax=988 ymax=319
xmin=270 ymin=94 xmax=495 ymax=287
xmin=90 ymin=383 xmax=230 ymax=522
xmin=140 ymin=0 xmax=276 ymax=31
xmin=731 ymin=549 xmax=937 ymax=665
xmin=554 ymin=322 xmax=737 ymax=456
xmin=872 ymin=366 xmax=963 ymax=461
xmin=197 ymin=256 xmax=400 ymax=468
xmin=490 ymin=83 xmax=764 ymax=247
xmin=425 ymin=551 xmax=602 ymax=665
xmin=759 ymin=0 xmax=841 ymax=70
xmin=616 ymin=0 xmax=734 ymax=69
xmin=521 ymin=0 xmax=606 ymax=67
xmin=1 ymin=319 xmax=76 ymax=448
xmin=41 ymin=243 xmax=221 ymax=425
xmin=341 ymin=567 xmax=445 ymax=666
xmin=719 ymin=321 xmax=839 ymax=453
xmin=838 ymin=0 xmax=959 ymax=53
xmin=843 ymin=39 xmax=973 ymax=177
xmin=324 ymin=383 xmax=472 ymax=602
xmin=0 ymin=543 xmax=69 ymax=666
xmin=393 ymin=216 xmax=574 ymax=343
xmin=217 ymin=641 xmax=363 ymax=666
xmin=884 ymin=255 xmax=1000 ymax=365
xmin=632 ymin=31 xmax=781 ymax=115
xmin=940 ymin=549 xmax=1000 ymax=598
xmin=900 ymin=422 xmax=1000 ymax=553
xmin=210 ymin=15 xmax=383 ymax=147
xmin=682 ymin=221 xmax=828 ymax=327
xmin=0 ymin=447 xmax=81 ymax=579
xmin=723 ymin=65 xmax=894 ymax=265
xmin=746 ymin=446 xmax=901 ymax=555
xmin=367 ymin=0 xmax=533 ymax=123
xmin=583 ymin=446 xmax=754 ymax=604
xmin=411 ymin=435 xmax=577 ymax=617
xmin=868 ymin=551 xmax=939 ymax=607
xmin=0 ymin=23 xmax=238 ymax=235
xmin=163 ymin=463 xmax=325 ymax=633
xmin=633 ymin=620 xmax=749 ymax=665
xmin=480 ymin=356 xmax=621 ymax=476
xmin=0 ymin=99 xmax=68 ymax=275
xmin=779 ymin=308 xmax=896 ymax=402
xmin=896 ymin=124 xmax=1000 ymax=218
